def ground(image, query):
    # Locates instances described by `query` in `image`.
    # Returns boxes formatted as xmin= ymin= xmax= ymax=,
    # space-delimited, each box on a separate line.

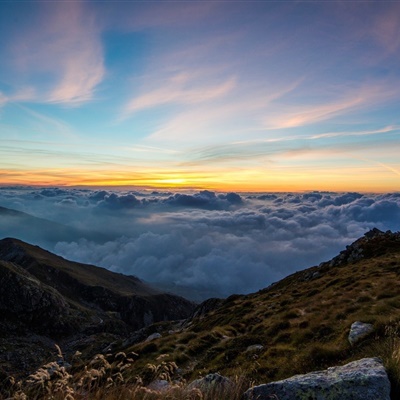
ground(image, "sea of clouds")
xmin=0 ymin=187 xmax=399 ymax=300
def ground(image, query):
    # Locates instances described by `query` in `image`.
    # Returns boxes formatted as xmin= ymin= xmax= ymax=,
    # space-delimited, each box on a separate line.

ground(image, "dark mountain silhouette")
xmin=0 ymin=238 xmax=195 ymax=376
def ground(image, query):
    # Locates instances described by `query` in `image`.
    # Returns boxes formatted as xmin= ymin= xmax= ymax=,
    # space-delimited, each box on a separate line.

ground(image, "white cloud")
xmin=123 ymin=74 xmax=236 ymax=116
xmin=1 ymin=188 xmax=399 ymax=299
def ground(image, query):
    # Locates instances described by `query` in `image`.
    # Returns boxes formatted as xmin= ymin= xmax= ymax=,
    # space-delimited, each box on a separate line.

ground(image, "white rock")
xmin=188 ymin=373 xmax=232 ymax=391
xmin=145 ymin=332 xmax=162 ymax=342
xmin=245 ymin=344 xmax=264 ymax=353
xmin=348 ymin=321 xmax=374 ymax=345
xmin=244 ymin=357 xmax=390 ymax=400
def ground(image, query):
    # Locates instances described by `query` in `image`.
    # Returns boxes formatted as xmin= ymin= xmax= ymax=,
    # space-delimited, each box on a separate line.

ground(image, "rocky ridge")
xmin=319 ymin=228 xmax=400 ymax=268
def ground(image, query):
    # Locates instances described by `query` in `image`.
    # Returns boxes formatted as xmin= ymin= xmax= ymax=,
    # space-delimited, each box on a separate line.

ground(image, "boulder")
xmin=348 ymin=321 xmax=374 ymax=345
xmin=244 ymin=357 xmax=390 ymax=400
xmin=145 ymin=332 xmax=162 ymax=342
xmin=188 ymin=373 xmax=232 ymax=392
xmin=147 ymin=379 xmax=170 ymax=391
xmin=245 ymin=344 xmax=264 ymax=353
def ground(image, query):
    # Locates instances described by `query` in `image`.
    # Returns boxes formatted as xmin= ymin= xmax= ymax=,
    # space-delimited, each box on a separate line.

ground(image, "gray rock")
xmin=244 ymin=357 xmax=390 ymax=400
xmin=147 ymin=379 xmax=170 ymax=391
xmin=245 ymin=344 xmax=264 ymax=353
xmin=182 ymin=298 xmax=223 ymax=327
xmin=145 ymin=332 xmax=162 ymax=342
xmin=349 ymin=321 xmax=374 ymax=345
xmin=188 ymin=373 xmax=232 ymax=391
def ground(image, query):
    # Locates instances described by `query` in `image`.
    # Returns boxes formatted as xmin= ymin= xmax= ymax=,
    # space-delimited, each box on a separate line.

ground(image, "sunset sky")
xmin=1 ymin=0 xmax=399 ymax=192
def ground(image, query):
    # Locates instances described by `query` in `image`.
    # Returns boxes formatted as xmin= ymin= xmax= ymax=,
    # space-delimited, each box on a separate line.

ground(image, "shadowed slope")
xmin=0 ymin=238 xmax=195 ymax=376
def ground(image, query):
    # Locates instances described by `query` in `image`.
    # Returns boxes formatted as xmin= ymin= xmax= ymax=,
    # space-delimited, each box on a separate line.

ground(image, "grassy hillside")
xmin=122 ymin=229 xmax=400 ymax=388
xmin=0 ymin=237 xmax=158 ymax=297
xmin=2 ymin=229 xmax=400 ymax=399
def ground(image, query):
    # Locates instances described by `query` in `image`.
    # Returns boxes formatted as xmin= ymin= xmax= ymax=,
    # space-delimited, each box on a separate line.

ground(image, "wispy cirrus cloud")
xmin=7 ymin=1 xmax=104 ymax=105
xmin=143 ymin=78 xmax=303 ymax=144
xmin=123 ymin=73 xmax=236 ymax=117
xmin=12 ymin=103 xmax=78 ymax=139
xmin=264 ymin=82 xmax=400 ymax=129
xmin=308 ymin=125 xmax=400 ymax=140
xmin=177 ymin=125 xmax=400 ymax=169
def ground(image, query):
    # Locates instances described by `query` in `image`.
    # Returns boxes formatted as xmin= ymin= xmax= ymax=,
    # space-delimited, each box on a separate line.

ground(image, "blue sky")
xmin=0 ymin=0 xmax=399 ymax=191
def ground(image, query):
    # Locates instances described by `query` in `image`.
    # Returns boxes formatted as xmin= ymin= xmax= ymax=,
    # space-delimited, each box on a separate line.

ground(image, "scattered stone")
xmin=56 ymin=359 xmax=71 ymax=369
xmin=147 ymin=379 xmax=170 ymax=391
xmin=145 ymin=332 xmax=162 ymax=342
xmin=349 ymin=321 xmax=374 ymax=345
xmin=244 ymin=357 xmax=390 ymax=400
xmin=188 ymin=373 xmax=232 ymax=391
xmin=245 ymin=344 xmax=264 ymax=353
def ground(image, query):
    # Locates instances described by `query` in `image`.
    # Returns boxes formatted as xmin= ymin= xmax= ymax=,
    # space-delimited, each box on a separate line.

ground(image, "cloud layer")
xmin=1 ymin=187 xmax=399 ymax=300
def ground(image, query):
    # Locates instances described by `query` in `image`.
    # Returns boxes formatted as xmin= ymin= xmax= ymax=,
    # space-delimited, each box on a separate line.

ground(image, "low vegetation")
xmin=2 ymin=230 xmax=400 ymax=399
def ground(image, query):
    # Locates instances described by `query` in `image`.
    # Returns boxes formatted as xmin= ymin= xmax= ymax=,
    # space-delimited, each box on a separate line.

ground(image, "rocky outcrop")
xmin=348 ymin=321 xmax=374 ymax=345
xmin=121 ymin=293 xmax=195 ymax=330
xmin=244 ymin=358 xmax=390 ymax=400
xmin=0 ymin=261 xmax=73 ymax=335
xmin=319 ymin=228 xmax=400 ymax=268
xmin=182 ymin=297 xmax=223 ymax=327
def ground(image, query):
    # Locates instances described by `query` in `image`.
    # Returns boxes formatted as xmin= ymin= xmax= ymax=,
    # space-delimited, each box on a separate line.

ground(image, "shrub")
xmin=267 ymin=321 xmax=290 ymax=336
xmin=301 ymin=344 xmax=344 ymax=370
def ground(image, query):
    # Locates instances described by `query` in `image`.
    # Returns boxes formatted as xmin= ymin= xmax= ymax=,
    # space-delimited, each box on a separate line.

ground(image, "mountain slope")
xmin=0 ymin=238 xmax=195 ymax=376
xmin=0 ymin=237 xmax=157 ymax=297
xmin=122 ymin=229 xmax=400 ymax=386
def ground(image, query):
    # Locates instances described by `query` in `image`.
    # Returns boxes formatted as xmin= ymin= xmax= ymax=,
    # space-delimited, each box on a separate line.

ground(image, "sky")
xmin=0 ymin=0 xmax=399 ymax=192
xmin=1 ymin=187 xmax=399 ymax=300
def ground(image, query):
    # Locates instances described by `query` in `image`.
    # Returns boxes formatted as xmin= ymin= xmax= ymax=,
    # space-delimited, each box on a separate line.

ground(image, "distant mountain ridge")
xmin=0 ymin=205 xmax=110 ymax=245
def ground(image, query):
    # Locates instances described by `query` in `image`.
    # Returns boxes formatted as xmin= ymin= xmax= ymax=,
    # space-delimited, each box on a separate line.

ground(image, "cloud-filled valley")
xmin=0 ymin=187 xmax=399 ymax=300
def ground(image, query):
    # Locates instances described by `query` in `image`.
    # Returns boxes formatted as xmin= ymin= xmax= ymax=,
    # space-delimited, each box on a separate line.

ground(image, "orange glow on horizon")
xmin=1 ymin=166 xmax=399 ymax=193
